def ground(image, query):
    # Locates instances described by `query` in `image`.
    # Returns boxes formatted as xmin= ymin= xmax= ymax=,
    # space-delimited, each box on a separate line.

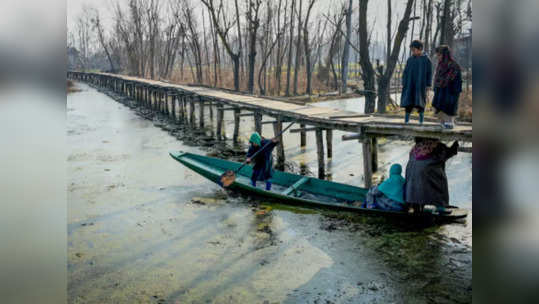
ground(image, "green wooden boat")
xmin=169 ymin=151 xmax=468 ymax=222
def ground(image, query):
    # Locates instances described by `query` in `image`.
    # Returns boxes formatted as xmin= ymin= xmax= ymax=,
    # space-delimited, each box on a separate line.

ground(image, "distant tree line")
xmin=68 ymin=0 xmax=472 ymax=113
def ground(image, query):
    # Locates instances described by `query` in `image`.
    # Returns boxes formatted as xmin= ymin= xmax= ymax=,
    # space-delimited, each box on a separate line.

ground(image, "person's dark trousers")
xmin=405 ymin=106 xmax=424 ymax=124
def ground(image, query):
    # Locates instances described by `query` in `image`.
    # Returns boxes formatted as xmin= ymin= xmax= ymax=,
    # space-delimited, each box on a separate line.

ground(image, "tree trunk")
xmin=358 ymin=0 xmax=376 ymax=113
xmin=440 ymin=0 xmax=454 ymax=47
xmin=285 ymin=0 xmax=296 ymax=96
xmin=424 ymin=0 xmax=434 ymax=54
xmin=246 ymin=0 xmax=261 ymax=94
xmin=377 ymin=0 xmax=415 ymax=113
xmin=233 ymin=55 xmax=240 ymax=91
xmin=303 ymin=0 xmax=316 ymax=95
xmin=293 ymin=0 xmax=303 ymax=96
xmin=341 ymin=0 xmax=353 ymax=94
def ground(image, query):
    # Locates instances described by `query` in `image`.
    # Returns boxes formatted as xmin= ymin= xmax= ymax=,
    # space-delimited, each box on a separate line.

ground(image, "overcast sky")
xmin=67 ymin=0 xmax=467 ymax=48
xmin=67 ymin=0 xmax=410 ymax=34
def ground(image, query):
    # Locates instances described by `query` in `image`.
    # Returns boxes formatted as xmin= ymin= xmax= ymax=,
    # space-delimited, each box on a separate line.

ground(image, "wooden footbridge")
xmin=68 ymin=71 xmax=472 ymax=187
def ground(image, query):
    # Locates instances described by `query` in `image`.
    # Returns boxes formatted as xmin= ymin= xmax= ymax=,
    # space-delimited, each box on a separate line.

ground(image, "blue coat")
xmin=400 ymin=55 xmax=433 ymax=109
xmin=247 ymin=139 xmax=277 ymax=181
xmin=432 ymin=68 xmax=463 ymax=116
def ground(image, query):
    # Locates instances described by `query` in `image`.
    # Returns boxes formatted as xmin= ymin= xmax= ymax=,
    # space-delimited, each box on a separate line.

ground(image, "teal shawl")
xmin=378 ymin=164 xmax=405 ymax=203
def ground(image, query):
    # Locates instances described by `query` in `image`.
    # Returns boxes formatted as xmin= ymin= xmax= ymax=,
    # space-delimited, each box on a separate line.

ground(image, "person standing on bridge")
xmin=432 ymin=45 xmax=463 ymax=129
xmin=246 ymin=132 xmax=279 ymax=191
xmin=400 ymin=40 xmax=433 ymax=124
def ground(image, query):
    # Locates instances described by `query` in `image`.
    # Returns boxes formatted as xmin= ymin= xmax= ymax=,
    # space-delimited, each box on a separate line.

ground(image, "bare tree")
xmin=424 ymin=0 xmax=434 ymax=53
xmin=376 ymin=0 xmax=415 ymax=113
xmin=440 ymin=0 xmax=454 ymax=48
xmin=341 ymin=0 xmax=353 ymax=94
xmin=246 ymin=0 xmax=263 ymax=94
xmin=258 ymin=7 xmax=286 ymax=95
xmin=76 ymin=7 xmax=94 ymax=71
xmin=322 ymin=7 xmax=346 ymax=91
xmin=201 ymin=0 xmax=242 ymax=91
xmin=273 ymin=0 xmax=287 ymax=95
xmin=358 ymin=0 xmax=376 ymax=113
xmin=293 ymin=0 xmax=303 ymax=95
xmin=182 ymin=0 xmax=203 ymax=83
xmin=114 ymin=4 xmax=138 ymax=75
xmin=129 ymin=0 xmax=148 ymax=77
xmin=302 ymin=0 xmax=317 ymax=95
xmin=285 ymin=0 xmax=296 ymax=96
xmin=208 ymin=8 xmax=221 ymax=86
xmin=160 ymin=1 xmax=183 ymax=79
xmin=147 ymin=0 xmax=160 ymax=79
xmin=90 ymin=8 xmax=116 ymax=72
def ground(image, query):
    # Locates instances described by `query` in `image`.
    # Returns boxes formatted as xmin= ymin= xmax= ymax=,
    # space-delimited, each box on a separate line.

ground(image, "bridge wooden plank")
xmin=69 ymin=71 xmax=473 ymax=143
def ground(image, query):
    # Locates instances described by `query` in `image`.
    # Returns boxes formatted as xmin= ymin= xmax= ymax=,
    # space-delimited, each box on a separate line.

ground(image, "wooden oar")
xmin=220 ymin=122 xmax=295 ymax=187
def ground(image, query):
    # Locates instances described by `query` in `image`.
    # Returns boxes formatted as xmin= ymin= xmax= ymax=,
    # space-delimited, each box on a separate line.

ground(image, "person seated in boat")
xmin=246 ymin=132 xmax=279 ymax=190
xmin=404 ymin=137 xmax=459 ymax=214
xmin=363 ymin=164 xmax=406 ymax=211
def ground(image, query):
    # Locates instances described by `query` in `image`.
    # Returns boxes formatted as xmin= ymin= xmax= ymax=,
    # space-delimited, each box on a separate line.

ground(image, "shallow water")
xmin=68 ymin=82 xmax=471 ymax=303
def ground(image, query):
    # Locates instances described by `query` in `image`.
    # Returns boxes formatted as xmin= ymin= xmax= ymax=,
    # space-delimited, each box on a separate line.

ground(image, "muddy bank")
xmin=68 ymin=81 xmax=471 ymax=303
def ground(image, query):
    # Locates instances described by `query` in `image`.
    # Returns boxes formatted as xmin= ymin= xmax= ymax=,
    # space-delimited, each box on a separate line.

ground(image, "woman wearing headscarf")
xmin=246 ymin=132 xmax=278 ymax=190
xmin=363 ymin=164 xmax=406 ymax=211
xmin=404 ymin=137 xmax=459 ymax=214
xmin=432 ymin=45 xmax=463 ymax=129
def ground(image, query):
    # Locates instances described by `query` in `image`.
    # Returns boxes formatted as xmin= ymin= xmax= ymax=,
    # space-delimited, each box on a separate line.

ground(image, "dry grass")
xmin=167 ymin=66 xmax=332 ymax=97
xmin=67 ymin=80 xmax=80 ymax=94
xmin=458 ymin=89 xmax=472 ymax=121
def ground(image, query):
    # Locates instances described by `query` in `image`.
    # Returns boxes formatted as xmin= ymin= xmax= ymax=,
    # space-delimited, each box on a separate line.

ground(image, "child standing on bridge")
xmin=432 ymin=45 xmax=463 ymax=129
xmin=246 ymin=132 xmax=279 ymax=191
xmin=400 ymin=40 xmax=433 ymax=124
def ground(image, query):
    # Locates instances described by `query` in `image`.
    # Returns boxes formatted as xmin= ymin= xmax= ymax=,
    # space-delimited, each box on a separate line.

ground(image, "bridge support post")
xmin=316 ymin=128 xmax=325 ymax=179
xmin=254 ymin=112 xmax=262 ymax=134
xmin=233 ymin=108 xmax=241 ymax=143
xmin=216 ymin=105 xmax=224 ymax=140
xmin=144 ymin=87 xmax=148 ymax=107
xmin=300 ymin=124 xmax=307 ymax=147
xmin=209 ymin=101 xmax=214 ymax=123
xmin=166 ymin=92 xmax=170 ymax=116
xmin=326 ymin=129 xmax=333 ymax=159
xmin=189 ymin=96 xmax=195 ymax=128
xmin=199 ymin=97 xmax=205 ymax=128
xmin=180 ymin=95 xmax=186 ymax=122
xmin=362 ymin=137 xmax=374 ymax=188
xmin=371 ymin=137 xmax=378 ymax=173
xmin=162 ymin=91 xmax=166 ymax=114
xmin=273 ymin=117 xmax=285 ymax=170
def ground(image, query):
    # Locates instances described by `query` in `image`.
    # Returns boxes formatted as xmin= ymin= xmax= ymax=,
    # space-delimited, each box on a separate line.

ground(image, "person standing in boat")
xmin=246 ymin=132 xmax=279 ymax=190
xmin=404 ymin=137 xmax=459 ymax=214
xmin=400 ymin=40 xmax=433 ymax=124
xmin=432 ymin=45 xmax=463 ymax=129
xmin=363 ymin=164 xmax=406 ymax=211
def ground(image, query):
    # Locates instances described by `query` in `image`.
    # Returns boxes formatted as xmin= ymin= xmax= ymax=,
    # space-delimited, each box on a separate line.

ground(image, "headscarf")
xmin=434 ymin=45 xmax=461 ymax=88
xmin=412 ymin=138 xmax=440 ymax=160
xmin=249 ymin=132 xmax=261 ymax=146
xmin=378 ymin=164 xmax=405 ymax=203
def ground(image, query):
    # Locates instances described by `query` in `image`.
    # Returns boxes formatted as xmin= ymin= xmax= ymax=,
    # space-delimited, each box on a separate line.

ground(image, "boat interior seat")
xmin=282 ymin=176 xmax=309 ymax=197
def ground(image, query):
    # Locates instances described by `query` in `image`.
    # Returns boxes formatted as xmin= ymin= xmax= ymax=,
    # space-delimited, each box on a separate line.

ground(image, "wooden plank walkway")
xmin=71 ymin=71 xmax=471 ymax=142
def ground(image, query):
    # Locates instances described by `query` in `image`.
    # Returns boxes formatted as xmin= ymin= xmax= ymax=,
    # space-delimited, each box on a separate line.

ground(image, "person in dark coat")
xmin=432 ymin=45 xmax=463 ymax=129
xmin=246 ymin=132 xmax=278 ymax=190
xmin=404 ymin=137 xmax=459 ymax=214
xmin=400 ymin=40 xmax=433 ymax=124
